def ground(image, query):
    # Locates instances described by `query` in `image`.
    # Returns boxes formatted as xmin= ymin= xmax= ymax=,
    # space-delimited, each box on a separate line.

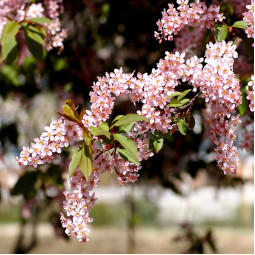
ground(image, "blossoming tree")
xmin=1 ymin=0 xmax=253 ymax=245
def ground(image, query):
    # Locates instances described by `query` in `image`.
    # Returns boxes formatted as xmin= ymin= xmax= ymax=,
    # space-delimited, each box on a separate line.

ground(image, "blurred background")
xmin=0 ymin=0 xmax=254 ymax=253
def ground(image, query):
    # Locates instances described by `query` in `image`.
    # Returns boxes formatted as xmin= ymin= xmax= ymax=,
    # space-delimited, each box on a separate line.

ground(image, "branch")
xmin=172 ymin=93 xmax=201 ymax=115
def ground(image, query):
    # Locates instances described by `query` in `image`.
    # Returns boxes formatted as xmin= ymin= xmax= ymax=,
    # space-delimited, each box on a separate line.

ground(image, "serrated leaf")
xmin=177 ymin=121 xmax=186 ymax=135
xmin=111 ymin=115 xmax=124 ymax=125
xmin=98 ymin=122 xmax=109 ymax=131
xmin=117 ymin=147 xmax=140 ymax=165
xmin=25 ymin=34 xmax=45 ymax=61
xmin=167 ymin=91 xmax=182 ymax=99
xmin=232 ymin=21 xmax=247 ymax=29
xmin=90 ymin=125 xmax=111 ymax=139
xmin=113 ymin=133 xmax=139 ymax=164
xmin=62 ymin=104 xmax=79 ymax=122
xmin=65 ymin=99 xmax=79 ymax=119
xmin=27 ymin=17 xmax=52 ymax=24
xmin=69 ymin=146 xmax=82 ymax=177
xmin=119 ymin=122 xmax=134 ymax=133
xmin=26 ymin=27 xmax=45 ymax=45
xmin=36 ymin=25 xmax=46 ymax=36
xmin=150 ymin=131 xmax=164 ymax=153
xmin=1 ymin=21 xmax=19 ymax=45
xmin=102 ymin=135 xmax=114 ymax=145
xmin=180 ymin=98 xmax=190 ymax=105
xmin=79 ymin=137 xmax=93 ymax=181
xmin=168 ymin=99 xmax=183 ymax=107
xmin=214 ymin=23 xmax=228 ymax=42
xmin=1 ymin=37 xmax=17 ymax=63
xmin=111 ymin=113 xmax=148 ymax=127
xmin=57 ymin=112 xmax=78 ymax=123
xmin=177 ymin=89 xmax=191 ymax=100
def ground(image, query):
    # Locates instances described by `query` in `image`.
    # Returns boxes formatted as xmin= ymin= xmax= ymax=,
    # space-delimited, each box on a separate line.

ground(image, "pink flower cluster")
xmin=18 ymin=39 xmax=244 ymax=241
xmin=195 ymin=41 xmax=241 ymax=174
xmin=0 ymin=0 xmax=66 ymax=51
xmin=155 ymin=0 xmax=224 ymax=43
xmin=60 ymin=169 xmax=98 ymax=242
xmin=17 ymin=118 xmax=83 ymax=168
xmin=246 ymin=75 xmax=254 ymax=112
xmin=243 ymin=0 xmax=254 ymax=39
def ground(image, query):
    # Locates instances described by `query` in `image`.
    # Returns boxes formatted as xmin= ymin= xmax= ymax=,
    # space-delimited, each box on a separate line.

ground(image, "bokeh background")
xmin=0 ymin=0 xmax=253 ymax=253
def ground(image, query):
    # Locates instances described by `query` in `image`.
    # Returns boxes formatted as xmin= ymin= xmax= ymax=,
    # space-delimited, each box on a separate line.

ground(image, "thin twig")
xmin=171 ymin=93 xmax=201 ymax=115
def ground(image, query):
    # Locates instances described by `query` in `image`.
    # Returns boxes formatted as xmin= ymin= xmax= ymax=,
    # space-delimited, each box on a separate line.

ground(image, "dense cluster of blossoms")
xmin=17 ymin=39 xmax=243 ymax=240
xmin=155 ymin=0 xmax=224 ymax=43
xmin=17 ymin=118 xmax=83 ymax=168
xmin=0 ymin=0 xmax=66 ymax=50
xmin=17 ymin=0 xmax=254 ymax=243
xmin=60 ymin=169 xmax=97 ymax=242
xmin=198 ymin=42 xmax=241 ymax=174
xmin=242 ymin=0 xmax=254 ymax=39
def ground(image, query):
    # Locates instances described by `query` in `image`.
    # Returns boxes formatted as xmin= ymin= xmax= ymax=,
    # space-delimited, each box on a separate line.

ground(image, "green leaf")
xmin=232 ymin=21 xmax=247 ymax=29
xmin=27 ymin=17 xmax=52 ymax=24
xmin=235 ymin=76 xmax=241 ymax=82
xmin=177 ymin=89 xmax=191 ymax=100
xmin=69 ymin=146 xmax=82 ymax=177
xmin=64 ymin=99 xmax=80 ymax=119
xmin=111 ymin=113 xmax=148 ymax=128
xmin=61 ymin=99 xmax=80 ymax=122
xmin=111 ymin=115 xmax=124 ymax=125
xmin=167 ymin=91 xmax=182 ymax=99
xmin=180 ymin=98 xmax=190 ymax=105
xmin=238 ymin=87 xmax=248 ymax=116
xmin=113 ymin=134 xmax=140 ymax=164
xmin=25 ymin=34 xmax=45 ymax=61
xmin=168 ymin=99 xmax=183 ymax=107
xmin=214 ymin=23 xmax=228 ymax=42
xmin=62 ymin=104 xmax=79 ymax=122
xmin=1 ymin=37 xmax=18 ymax=63
xmin=119 ymin=123 xmax=134 ymax=133
xmin=117 ymin=147 xmax=140 ymax=165
xmin=149 ymin=131 xmax=164 ymax=153
xmin=79 ymin=137 xmax=93 ymax=181
xmin=26 ymin=27 xmax=45 ymax=45
xmin=177 ymin=121 xmax=186 ymax=135
xmin=23 ymin=23 xmax=46 ymax=36
xmin=90 ymin=125 xmax=111 ymax=139
xmin=98 ymin=122 xmax=109 ymax=131
xmin=1 ymin=21 xmax=19 ymax=45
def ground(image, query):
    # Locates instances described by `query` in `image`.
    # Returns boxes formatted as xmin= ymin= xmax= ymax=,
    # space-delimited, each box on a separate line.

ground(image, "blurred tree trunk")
xmin=13 ymin=203 xmax=39 ymax=254
xmin=126 ymin=187 xmax=136 ymax=254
